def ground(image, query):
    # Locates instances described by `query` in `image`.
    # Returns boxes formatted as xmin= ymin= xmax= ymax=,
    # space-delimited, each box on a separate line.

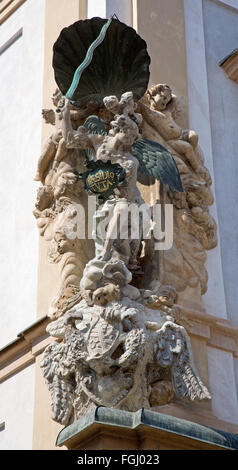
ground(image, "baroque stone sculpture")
xmin=34 ymin=17 xmax=213 ymax=426
xmin=138 ymin=84 xmax=217 ymax=294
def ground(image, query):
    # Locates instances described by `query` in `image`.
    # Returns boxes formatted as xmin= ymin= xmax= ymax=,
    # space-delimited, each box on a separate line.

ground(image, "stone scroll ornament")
xmin=34 ymin=16 xmax=212 ymax=426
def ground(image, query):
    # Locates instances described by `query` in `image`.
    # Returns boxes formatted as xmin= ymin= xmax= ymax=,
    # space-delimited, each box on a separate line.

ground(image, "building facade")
xmin=0 ymin=0 xmax=238 ymax=450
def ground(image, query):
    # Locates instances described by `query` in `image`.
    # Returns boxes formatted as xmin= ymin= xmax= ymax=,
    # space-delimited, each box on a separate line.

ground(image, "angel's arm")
xmin=70 ymin=101 xmax=99 ymax=121
xmin=61 ymin=99 xmax=94 ymax=150
xmin=167 ymin=96 xmax=185 ymax=123
xmin=138 ymin=101 xmax=166 ymax=128
xmin=61 ymin=98 xmax=74 ymax=142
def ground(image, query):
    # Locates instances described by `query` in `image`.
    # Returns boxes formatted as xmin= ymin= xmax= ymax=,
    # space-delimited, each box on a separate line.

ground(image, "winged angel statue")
xmin=36 ymin=16 xmax=211 ymax=425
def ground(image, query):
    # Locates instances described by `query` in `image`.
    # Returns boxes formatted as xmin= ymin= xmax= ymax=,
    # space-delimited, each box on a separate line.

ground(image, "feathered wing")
xmin=156 ymin=322 xmax=211 ymax=401
xmin=40 ymin=342 xmax=75 ymax=425
xmin=83 ymin=115 xmax=108 ymax=161
xmin=132 ymin=138 xmax=183 ymax=191
xmin=84 ymin=115 xmax=108 ymax=135
xmin=82 ymin=117 xmax=183 ymax=192
xmin=172 ymin=356 xmax=211 ymax=401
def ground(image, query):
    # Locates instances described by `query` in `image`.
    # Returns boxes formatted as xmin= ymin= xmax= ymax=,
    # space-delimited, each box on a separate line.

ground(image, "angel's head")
xmin=92 ymin=283 xmax=120 ymax=306
xmin=158 ymin=285 xmax=178 ymax=307
xmin=146 ymin=84 xmax=172 ymax=111
xmin=109 ymin=114 xmax=139 ymax=145
xmin=103 ymin=95 xmax=120 ymax=115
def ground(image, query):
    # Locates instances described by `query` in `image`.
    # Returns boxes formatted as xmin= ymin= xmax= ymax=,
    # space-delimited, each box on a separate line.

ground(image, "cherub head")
xmin=35 ymin=185 xmax=54 ymax=211
xmin=146 ymin=84 xmax=173 ymax=111
xmin=109 ymin=114 xmax=139 ymax=145
xmin=104 ymin=92 xmax=137 ymax=117
xmin=92 ymin=283 xmax=121 ymax=306
xmin=157 ymin=285 xmax=178 ymax=307
xmin=103 ymin=95 xmax=121 ymax=115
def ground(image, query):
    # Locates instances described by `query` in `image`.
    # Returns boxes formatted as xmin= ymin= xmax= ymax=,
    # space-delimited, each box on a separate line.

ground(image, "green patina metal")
xmin=74 ymin=160 xmax=126 ymax=202
xmin=53 ymin=17 xmax=150 ymax=108
xmin=56 ymin=407 xmax=238 ymax=450
xmin=65 ymin=17 xmax=113 ymax=101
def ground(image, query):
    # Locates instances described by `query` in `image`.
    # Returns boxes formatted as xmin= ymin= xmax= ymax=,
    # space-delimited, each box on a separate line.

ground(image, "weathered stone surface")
xmin=35 ymin=87 xmax=213 ymax=425
xmin=138 ymin=84 xmax=217 ymax=296
xmin=41 ymin=295 xmax=210 ymax=425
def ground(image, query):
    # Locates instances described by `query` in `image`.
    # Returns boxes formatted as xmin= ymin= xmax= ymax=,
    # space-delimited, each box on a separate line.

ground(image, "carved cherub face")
xmin=147 ymin=84 xmax=172 ymax=111
xmin=35 ymin=185 xmax=54 ymax=211
xmin=103 ymin=95 xmax=120 ymax=114
xmin=93 ymin=284 xmax=120 ymax=306
xmin=54 ymin=230 xmax=75 ymax=254
xmin=158 ymin=285 xmax=177 ymax=307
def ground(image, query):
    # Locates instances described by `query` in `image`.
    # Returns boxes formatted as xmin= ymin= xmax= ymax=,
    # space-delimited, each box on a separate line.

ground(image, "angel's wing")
xmin=83 ymin=115 xmax=108 ymax=161
xmin=82 ymin=116 xmax=183 ymax=191
xmin=84 ymin=114 xmax=108 ymax=135
xmin=132 ymin=138 xmax=183 ymax=192
xmin=156 ymin=322 xmax=211 ymax=401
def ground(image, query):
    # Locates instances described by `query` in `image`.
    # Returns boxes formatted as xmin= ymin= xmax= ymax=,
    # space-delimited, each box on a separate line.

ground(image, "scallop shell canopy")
xmin=53 ymin=17 xmax=151 ymax=108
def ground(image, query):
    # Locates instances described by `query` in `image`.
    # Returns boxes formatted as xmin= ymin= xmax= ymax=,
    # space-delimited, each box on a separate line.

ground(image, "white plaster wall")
xmin=234 ymin=357 xmax=238 ymax=402
xmin=0 ymin=0 xmax=45 ymax=348
xmin=202 ymin=0 xmax=238 ymax=326
xmin=184 ymin=0 xmax=238 ymax=423
xmin=184 ymin=0 xmax=227 ymax=319
xmin=207 ymin=346 xmax=238 ymax=425
xmin=0 ymin=363 xmax=35 ymax=449
xmin=87 ymin=0 xmax=107 ymax=18
xmin=87 ymin=0 xmax=133 ymax=25
xmin=218 ymin=0 xmax=238 ymax=9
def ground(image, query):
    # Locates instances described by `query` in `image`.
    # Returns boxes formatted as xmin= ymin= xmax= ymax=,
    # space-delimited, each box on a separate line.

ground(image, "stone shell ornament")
xmin=52 ymin=16 xmax=151 ymax=107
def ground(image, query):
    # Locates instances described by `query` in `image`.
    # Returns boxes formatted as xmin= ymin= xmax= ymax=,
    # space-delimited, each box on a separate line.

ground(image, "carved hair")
xmin=145 ymin=83 xmax=173 ymax=107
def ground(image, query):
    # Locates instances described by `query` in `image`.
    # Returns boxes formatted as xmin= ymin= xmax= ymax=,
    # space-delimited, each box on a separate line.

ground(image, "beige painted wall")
xmin=137 ymin=0 xmax=188 ymax=128
xmin=41 ymin=0 xmax=86 ymax=118
xmin=33 ymin=355 xmax=66 ymax=450
xmin=0 ymin=363 xmax=35 ymax=450
xmin=33 ymin=0 xmax=87 ymax=450
xmin=36 ymin=0 xmax=87 ymax=319
xmin=136 ymin=0 xmax=206 ymax=305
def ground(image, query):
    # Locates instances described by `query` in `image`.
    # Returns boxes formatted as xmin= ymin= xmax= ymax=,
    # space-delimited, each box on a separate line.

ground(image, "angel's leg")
xmin=52 ymin=137 xmax=68 ymax=170
xmin=168 ymin=139 xmax=199 ymax=171
xmin=99 ymin=200 xmax=131 ymax=264
xmin=34 ymin=137 xmax=56 ymax=183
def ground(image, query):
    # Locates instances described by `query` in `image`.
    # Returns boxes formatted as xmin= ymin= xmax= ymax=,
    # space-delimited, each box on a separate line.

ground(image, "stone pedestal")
xmin=56 ymin=408 xmax=238 ymax=451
